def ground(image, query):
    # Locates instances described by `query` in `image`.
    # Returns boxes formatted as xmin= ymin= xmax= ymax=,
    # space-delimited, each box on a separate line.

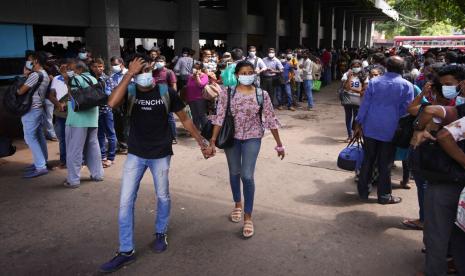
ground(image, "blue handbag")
xmin=337 ymin=138 xmax=364 ymax=171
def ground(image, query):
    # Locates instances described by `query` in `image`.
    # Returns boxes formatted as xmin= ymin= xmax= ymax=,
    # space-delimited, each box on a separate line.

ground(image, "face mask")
xmin=192 ymin=68 xmax=198 ymax=75
xmin=442 ymin=85 xmax=459 ymax=99
xmin=182 ymin=53 xmax=188 ymax=57
xmin=249 ymin=51 xmax=256 ymax=58
xmin=78 ymin=53 xmax=87 ymax=60
xmin=268 ymin=53 xmax=275 ymax=58
xmin=25 ymin=61 xmax=33 ymax=70
xmin=352 ymin=67 xmax=362 ymax=73
xmin=287 ymin=54 xmax=293 ymax=59
xmin=237 ymin=74 xmax=256 ymax=86
xmin=135 ymin=72 xmax=154 ymax=87
xmin=155 ymin=62 xmax=165 ymax=69
xmin=112 ymin=65 xmax=122 ymax=74
xmin=456 ymin=96 xmax=465 ymax=106
xmin=280 ymin=59 xmax=287 ymax=63
xmin=66 ymin=71 xmax=75 ymax=78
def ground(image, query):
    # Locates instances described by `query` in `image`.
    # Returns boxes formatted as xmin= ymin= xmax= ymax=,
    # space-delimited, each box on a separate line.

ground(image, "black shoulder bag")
xmin=69 ymin=74 xmax=108 ymax=112
xmin=3 ymin=73 xmax=43 ymax=116
xmin=215 ymin=87 xmax=235 ymax=149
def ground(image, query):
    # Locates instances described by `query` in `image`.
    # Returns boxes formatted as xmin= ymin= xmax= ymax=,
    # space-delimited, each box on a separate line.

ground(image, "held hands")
xmin=200 ymin=140 xmax=216 ymax=159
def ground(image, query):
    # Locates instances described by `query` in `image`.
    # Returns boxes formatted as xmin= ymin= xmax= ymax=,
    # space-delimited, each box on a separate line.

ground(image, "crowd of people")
xmin=9 ymin=40 xmax=465 ymax=275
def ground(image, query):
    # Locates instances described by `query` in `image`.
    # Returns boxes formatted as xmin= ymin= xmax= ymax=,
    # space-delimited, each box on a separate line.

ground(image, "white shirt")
xmin=50 ymin=75 xmax=68 ymax=101
xmin=302 ymin=58 xmax=313 ymax=80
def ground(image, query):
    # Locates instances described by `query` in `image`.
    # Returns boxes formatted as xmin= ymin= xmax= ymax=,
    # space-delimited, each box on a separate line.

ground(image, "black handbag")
xmin=215 ymin=87 xmax=235 ymax=149
xmin=69 ymin=74 xmax=108 ymax=112
xmin=392 ymin=114 xmax=416 ymax=148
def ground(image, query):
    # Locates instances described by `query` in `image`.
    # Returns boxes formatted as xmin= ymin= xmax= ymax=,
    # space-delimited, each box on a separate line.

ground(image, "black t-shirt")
xmin=128 ymin=86 xmax=185 ymax=159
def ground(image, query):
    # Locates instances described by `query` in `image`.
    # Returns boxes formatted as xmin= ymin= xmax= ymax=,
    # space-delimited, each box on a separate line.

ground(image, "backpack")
xmin=127 ymin=83 xmax=170 ymax=116
xmin=337 ymin=138 xmax=364 ymax=171
xmin=3 ymin=73 xmax=44 ymax=116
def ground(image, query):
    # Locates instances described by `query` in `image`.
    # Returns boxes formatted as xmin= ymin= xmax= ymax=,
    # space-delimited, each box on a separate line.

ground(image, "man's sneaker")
xmin=152 ymin=233 xmax=168 ymax=253
xmin=23 ymin=168 xmax=48 ymax=178
xmin=22 ymin=164 xmax=36 ymax=172
xmin=99 ymin=250 xmax=136 ymax=273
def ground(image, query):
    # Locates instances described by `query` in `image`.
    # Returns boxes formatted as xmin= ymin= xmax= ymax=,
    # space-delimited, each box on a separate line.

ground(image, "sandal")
xmin=402 ymin=219 xmax=424 ymax=230
xmin=400 ymin=180 xmax=412 ymax=189
xmin=102 ymin=160 xmax=114 ymax=168
xmin=243 ymin=220 xmax=254 ymax=238
xmin=230 ymin=208 xmax=242 ymax=223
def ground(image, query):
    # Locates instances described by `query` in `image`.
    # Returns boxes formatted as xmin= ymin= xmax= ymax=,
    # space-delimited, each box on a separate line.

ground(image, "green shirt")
xmin=65 ymin=72 xmax=99 ymax=127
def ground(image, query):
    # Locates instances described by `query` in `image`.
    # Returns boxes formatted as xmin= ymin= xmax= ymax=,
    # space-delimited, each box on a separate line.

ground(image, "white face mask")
xmin=268 ymin=53 xmax=275 ymax=58
xmin=237 ymin=74 xmax=256 ymax=86
xmin=25 ymin=61 xmax=34 ymax=70
xmin=66 ymin=71 xmax=75 ymax=78
xmin=112 ymin=65 xmax=122 ymax=74
xmin=135 ymin=72 xmax=154 ymax=88
xmin=249 ymin=51 xmax=256 ymax=58
xmin=352 ymin=67 xmax=362 ymax=74
xmin=182 ymin=53 xmax=188 ymax=57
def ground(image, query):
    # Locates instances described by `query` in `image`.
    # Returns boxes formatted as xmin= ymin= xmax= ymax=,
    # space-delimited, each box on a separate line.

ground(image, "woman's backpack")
xmin=3 ymin=74 xmax=44 ymax=116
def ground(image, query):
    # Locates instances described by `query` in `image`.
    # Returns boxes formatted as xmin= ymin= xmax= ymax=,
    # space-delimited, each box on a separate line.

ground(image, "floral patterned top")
xmin=211 ymin=87 xmax=281 ymax=140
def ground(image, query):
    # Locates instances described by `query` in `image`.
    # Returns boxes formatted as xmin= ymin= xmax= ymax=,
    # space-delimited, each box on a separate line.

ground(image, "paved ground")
xmin=0 ymin=82 xmax=424 ymax=276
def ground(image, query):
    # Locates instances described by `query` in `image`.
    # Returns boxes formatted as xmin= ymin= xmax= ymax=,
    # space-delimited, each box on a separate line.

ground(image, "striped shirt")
xmin=24 ymin=69 xmax=50 ymax=109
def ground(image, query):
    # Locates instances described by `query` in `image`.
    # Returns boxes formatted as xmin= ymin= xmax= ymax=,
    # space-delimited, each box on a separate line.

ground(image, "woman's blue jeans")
xmin=224 ymin=138 xmax=261 ymax=214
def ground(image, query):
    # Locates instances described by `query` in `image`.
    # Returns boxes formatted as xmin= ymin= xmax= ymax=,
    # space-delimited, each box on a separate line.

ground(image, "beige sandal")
xmin=102 ymin=159 xmax=114 ymax=168
xmin=243 ymin=220 xmax=254 ymax=238
xmin=230 ymin=208 xmax=242 ymax=223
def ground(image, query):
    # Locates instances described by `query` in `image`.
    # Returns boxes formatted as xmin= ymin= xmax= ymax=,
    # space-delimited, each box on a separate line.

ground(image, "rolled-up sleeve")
xmin=262 ymin=91 xmax=281 ymax=129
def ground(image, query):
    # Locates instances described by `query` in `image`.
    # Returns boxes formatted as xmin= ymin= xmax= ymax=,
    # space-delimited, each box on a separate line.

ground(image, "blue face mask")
xmin=78 ymin=52 xmax=87 ymax=60
xmin=456 ymin=96 xmax=465 ymax=106
xmin=135 ymin=72 xmax=154 ymax=87
xmin=237 ymin=74 xmax=256 ymax=86
xmin=25 ymin=61 xmax=33 ymax=70
xmin=442 ymin=85 xmax=459 ymax=99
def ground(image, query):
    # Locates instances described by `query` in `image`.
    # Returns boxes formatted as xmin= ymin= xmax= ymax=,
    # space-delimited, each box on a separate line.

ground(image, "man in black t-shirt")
xmin=100 ymin=55 xmax=212 ymax=273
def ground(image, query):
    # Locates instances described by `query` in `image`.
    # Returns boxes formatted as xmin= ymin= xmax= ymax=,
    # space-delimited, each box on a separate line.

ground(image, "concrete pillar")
xmin=227 ymin=0 xmax=247 ymax=50
xmin=175 ymin=0 xmax=200 ymax=58
xmin=360 ymin=19 xmax=367 ymax=47
xmin=289 ymin=0 xmax=303 ymax=48
xmin=307 ymin=1 xmax=320 ymax=49
xmin=366 ymin=21 xmax=373 ymax=47
xmin=264 ymin=0 xmax=279 ymax=51
xmin=85 ymin=0 xmax=121 ymax=67
xmin=344 ymin=14 xmax=353 ymax=48
xmin=334 ymin=8 xmax=345 ymax=49
xmin=320 ymin=7 xmax=333 ymax=49
xmin=352 ymin=16 xmax=361 ymax=48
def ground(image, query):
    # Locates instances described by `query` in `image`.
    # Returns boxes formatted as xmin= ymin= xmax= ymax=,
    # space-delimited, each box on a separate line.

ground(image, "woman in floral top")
xmin=209 ymin=61 xmax=285 ymax=238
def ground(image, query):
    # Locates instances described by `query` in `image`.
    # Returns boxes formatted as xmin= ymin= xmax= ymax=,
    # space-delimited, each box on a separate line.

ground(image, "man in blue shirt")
xmin=354 ymin=56 xmax=414 ymax=204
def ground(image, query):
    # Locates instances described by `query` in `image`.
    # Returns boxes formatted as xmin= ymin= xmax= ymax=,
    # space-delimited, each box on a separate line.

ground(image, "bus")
xmin=394 ymin=35 xmax=465 ymax=50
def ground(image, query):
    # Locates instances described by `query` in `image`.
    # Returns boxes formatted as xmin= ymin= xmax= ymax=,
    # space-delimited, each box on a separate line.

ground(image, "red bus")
xmin=394 ymin=35 xmax=465 ymax=50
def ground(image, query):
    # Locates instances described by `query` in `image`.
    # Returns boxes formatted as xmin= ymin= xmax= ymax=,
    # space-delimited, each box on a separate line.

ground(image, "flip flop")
xmin=402 ymin=219 xmax=424 ymax=230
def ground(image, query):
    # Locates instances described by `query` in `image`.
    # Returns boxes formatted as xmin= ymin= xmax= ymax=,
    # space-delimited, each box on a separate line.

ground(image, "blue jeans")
xmin=303 ymin=80 xmax=314 ymax=108
xmin=55 ymin=117 xmax=67 ymax=164
xmin=279 ymin=83 xmax=293 ymax=107
xmin=119 ymin=154 xmax=171 ymax=252
xmin=343 ymin=105 xmax=359 ymax=138
xmin=296 ymin=81 xmax=303 ymax=102
xmin=224 ymin=138 xmax=261 ymax=214
xmin=168 ymin=113 xmax=177 ymax=138
xmin=43 ymin=99 xmax=57 ymax=139
xmin=98 ymin=109 xmax=117 ymax=161
xmin=21 ymin=108 xmax=48 ymax=169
